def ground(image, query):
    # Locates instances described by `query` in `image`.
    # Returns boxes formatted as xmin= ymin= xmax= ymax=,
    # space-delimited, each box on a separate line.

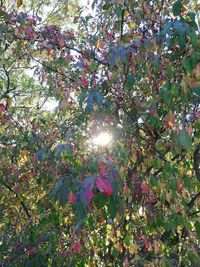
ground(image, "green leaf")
xmin=176 ymin=129 xmax=192 ymax=150
xmin=124 ymin=235 xmax=131 ymax=246
xmin=51 ymin=178 xmax=68 ymax=205
xmin=183 ymin=57 xmax=193 ymax=73
xmin=54 ymin=144 xmax=73 ymax=157
xmin=172 ymin=0 xmax=183 ymax=16
xmin=193 ymin=87 xmax=200 ymax=97
xmin=108 ymin=197 xmax=117 ymax=219
xmin=127 ymin=75 xmax=136 ymax=87
xmin=102 ymin=3 xmax=112 ymax=10
xmin=173 ymin=20 xmax=186 ymax=48
xmin=93 ymin=92 xmax=103 ymax=107
xmin=86 ymin=95 xmax=94 ymax=111
xmin=152 ymin=54 xmax=159 ymax=69
xmin=37 ymin=148 xmax=46 ymax=161
xmin=94 ymin=193 xmax=109 ymax=208
xmin=195 ymin=221 xmax=200 ymax=239
xmin=188 ymin=251 xmax=200 ymax=265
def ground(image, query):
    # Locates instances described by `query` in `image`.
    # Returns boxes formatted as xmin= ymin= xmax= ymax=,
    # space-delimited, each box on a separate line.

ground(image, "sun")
xmin=92 ymin=132 xmax=112 ymax=146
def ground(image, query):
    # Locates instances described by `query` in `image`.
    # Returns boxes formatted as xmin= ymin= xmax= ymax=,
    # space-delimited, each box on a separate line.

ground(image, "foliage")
xmin=0 ymin=0 xmax=200 ymax=266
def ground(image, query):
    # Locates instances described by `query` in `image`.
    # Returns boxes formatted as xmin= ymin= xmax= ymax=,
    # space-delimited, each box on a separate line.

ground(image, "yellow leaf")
xmin=131 ymin=151 xmax=137 ymax=163
xmin=96 ymin=39 xmax=102 ymax=49
xmin=153 ymin=240 xmax=160 ymax=255
xmin=180 ymin=78 xmax=188 ymax=94
xmin=193 ymin=63 xmax=200 ymax=78
xmin=129 ymin=22 xmax=137 ymax=29
xmin=17 ymin=0 xmax=23 ymax=8
xmin=166 ymin=191 xmax=171 ymax=204
xmin=6 ymin=96 xmax=12 ymax=108
xmin=59 ymin=98 xmax=69 ymax=111
xmin=129 ymin=242 xmax=138 ymax=254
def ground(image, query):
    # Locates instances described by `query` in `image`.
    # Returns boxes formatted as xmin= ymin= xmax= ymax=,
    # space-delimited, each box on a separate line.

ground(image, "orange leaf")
xmin=164 ymin=111 xmax=175 ymax=129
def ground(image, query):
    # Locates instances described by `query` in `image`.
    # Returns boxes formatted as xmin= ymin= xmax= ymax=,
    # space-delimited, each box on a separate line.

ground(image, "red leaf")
xmin=86 ymin=184 xmax=94 ymax=211
xmin=141 ymin=181 xmax=149 ymax=194
xmin=81 ymin=78 xmax=88 ymax=86
xmin=68 ymin=192 xmax=76 ymax=204
xmin=73 ymin=240 xmax=82 ymax=254
xmin=150 ymin=108 xmax=157 ymax=117
xmin=144 ymin=237 xmax=151 ymax=251
xmin=96 ymin=176 xmax=113 ymax=196
xmin=25 ymin=247 xmax=37 ymax=256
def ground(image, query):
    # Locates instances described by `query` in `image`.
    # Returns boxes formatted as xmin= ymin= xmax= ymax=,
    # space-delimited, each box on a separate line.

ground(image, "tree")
xmin=0 ymin=0 xmax=200 ymax=266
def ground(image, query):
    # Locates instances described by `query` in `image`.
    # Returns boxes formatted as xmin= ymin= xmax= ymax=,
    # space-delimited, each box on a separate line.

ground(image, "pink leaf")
xmin=0 ymin=103 xmax=5 ymax=111
xmin=96 ymin=176 xmax=113 ymax=196
xmin=26 ymin=18 xmax=36 ymax=26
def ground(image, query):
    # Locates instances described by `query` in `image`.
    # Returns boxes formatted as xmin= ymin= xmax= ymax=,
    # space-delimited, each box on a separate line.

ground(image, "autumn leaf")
xmin=17 ymin=0 xmax=23 ymax=8
xmin=193 ymin=64 xmax=200 ymax=78
xmin=99 ymin=209 xmax=104 ymax=225
xmin=131 ymin=151 xmax=137 ymax=163
xmin=57 ymin=35 xmax=65 ymax=48
xmin=96 ymin=176 xmax=113 ymax=196
xmin=141 ymin=181 xmax=149 ymax=194
xmin=0 ymin=103 xmax=5 ymax=111
xmin=86 ymin=184 xmax=94 ymax=211
xmin=144 ymin=237 xmax=152 ymax=252
xmin=153 ymin=240 xmax=160 ymax=255
xmin=177 ymin=178 xmax=184 ymax=193
xmin=25 ymin=247 xmax=37 ymax=256
xmin=124 ymin=257 xmax=129 ymax=267
xmin=164 ymin=111 xmax=175 ymax=129
xmin=68 ymin=192 xmax=76 ymax=204
xmin=123 ymin=183 xmax=130 ymax=198
xmin=73 ymin=240 xmax=82 ymax=254
xmin=0 ymin=103 xmax=5 ymax=115
xmin=81 ymin=78 xmax=88 ymax=86
xmin=129 ymin=22 xmax=137 ymax=29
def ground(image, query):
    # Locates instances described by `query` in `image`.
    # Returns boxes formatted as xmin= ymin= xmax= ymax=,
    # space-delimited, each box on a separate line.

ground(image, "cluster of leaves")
xmin=0 ymin=0 xmax=200 ymax=266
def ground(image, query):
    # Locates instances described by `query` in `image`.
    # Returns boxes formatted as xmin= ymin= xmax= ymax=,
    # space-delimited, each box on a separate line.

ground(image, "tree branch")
xmin=188 ymin=192 xmax=200 ymax=209
xmin=120 ymin=6 xmax=125 ymax=39
xmin=187 ymin=144 xmax=200 ymax=209
xmin=1 ymin=181 xmax=31 ymax=220
xmin=194 ymin=144 xmax=200 ymax=182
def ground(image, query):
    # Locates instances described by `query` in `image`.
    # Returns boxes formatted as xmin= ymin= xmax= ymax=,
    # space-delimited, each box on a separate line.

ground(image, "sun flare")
xmin=92 ymin=132 xmax=112 ymax=146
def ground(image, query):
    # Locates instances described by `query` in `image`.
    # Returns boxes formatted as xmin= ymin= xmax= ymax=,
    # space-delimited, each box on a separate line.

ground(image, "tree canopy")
xmin=0 ymin=0 xmax=200 ymax=266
